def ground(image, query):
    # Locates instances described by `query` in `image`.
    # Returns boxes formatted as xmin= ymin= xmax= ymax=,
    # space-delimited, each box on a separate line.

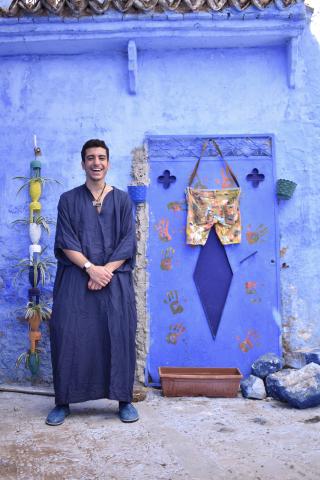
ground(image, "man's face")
xmin=82 ymin=147 xmax=109 ymax=182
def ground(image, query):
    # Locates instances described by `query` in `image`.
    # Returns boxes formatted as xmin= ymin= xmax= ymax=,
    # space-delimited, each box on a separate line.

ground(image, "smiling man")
xmin=46 ymin=139 xmax=139 ymax=426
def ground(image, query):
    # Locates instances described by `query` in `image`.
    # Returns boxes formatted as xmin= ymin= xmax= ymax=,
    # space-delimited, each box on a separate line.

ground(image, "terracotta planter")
xmin=159 ymin=367 xmax=243 ymax=397
xmin=28 ymin=312 xmax=41 ymax=331
xmin=29 ymin=330 xmax=41 ymax=353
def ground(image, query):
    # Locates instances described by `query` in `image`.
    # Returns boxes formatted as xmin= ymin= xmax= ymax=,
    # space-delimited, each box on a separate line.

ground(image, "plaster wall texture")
xmin=0 ymin=4 xmax=319 ymax=385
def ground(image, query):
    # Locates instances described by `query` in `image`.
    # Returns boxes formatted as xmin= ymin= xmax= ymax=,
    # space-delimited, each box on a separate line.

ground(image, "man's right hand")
xmin=88 ymin=279 xmax=103 ymax=291
xmin=87 ymin=265 xmax=113 ymax=287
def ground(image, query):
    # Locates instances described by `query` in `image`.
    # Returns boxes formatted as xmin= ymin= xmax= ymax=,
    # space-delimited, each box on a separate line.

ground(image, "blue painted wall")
xmin=0 ymin=4 xmax=319 ymax=384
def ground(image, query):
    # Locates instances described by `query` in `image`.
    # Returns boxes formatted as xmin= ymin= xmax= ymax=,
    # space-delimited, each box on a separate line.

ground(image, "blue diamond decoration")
xmin=193 ymin=229 xmax=233 ymax=339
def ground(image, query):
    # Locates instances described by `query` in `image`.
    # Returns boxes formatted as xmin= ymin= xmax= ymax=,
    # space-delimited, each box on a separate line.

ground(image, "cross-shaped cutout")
xmin=158 ymin=170 xmax=176 ymax=189
xmin=246 ymin=168 xmax=265 ymax=188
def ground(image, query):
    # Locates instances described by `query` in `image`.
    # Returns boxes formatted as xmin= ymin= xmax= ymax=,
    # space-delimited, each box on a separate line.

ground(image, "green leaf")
xmin=16 ymin=352 xmax=27 ymax=368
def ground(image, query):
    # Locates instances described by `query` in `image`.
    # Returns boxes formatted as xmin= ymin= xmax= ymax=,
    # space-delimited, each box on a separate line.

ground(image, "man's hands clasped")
xmin=87 ymin=265 xmax=113 ymax=291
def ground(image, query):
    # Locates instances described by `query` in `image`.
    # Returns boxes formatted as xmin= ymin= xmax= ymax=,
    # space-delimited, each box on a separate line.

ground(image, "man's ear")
xmin=81 ymin=161 xmax=85 ymax=171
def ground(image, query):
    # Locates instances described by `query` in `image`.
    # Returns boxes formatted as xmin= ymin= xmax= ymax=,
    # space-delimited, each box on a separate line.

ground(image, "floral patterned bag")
xmin=185 ymin=139 xmax=241 ymax=246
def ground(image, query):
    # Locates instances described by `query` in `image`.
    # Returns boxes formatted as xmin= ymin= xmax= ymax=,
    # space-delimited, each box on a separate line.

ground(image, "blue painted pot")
xmin=127 ymin=185 xmax=147 ymax=204
xmin=29 ymin=266 xmax=41 ymax=287
xmin=28 ymin=287 xmax=41 ymax=303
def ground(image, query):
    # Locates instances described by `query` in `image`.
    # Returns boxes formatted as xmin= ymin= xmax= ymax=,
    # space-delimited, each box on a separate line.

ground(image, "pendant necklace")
xmin=92 ymin=183 xmax=106 ymax=207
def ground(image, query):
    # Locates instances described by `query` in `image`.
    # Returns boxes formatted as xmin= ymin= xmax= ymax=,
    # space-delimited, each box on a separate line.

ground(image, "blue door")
xmin=146 ymin=135 xmax=280 ymax=385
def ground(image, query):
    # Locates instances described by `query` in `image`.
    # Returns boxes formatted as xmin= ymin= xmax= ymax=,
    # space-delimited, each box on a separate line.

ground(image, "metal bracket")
xmin=287 ymin=36 xmax=299 ymax=89
xmin=128 ymin=40 xmax=138 ymax=95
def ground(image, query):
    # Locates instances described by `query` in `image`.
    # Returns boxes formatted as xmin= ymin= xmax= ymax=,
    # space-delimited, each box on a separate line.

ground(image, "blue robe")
xmin=50 ymin=185 xmax=137 ymax=404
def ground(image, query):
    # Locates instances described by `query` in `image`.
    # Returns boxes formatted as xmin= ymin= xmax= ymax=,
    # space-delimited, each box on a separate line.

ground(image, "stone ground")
xmin=0 ymin=389 xmax=320 ymax=480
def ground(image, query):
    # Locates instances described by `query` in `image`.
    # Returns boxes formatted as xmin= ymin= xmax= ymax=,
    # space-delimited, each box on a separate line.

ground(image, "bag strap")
xmin=188 ymin=138 xmax=240 ymax=188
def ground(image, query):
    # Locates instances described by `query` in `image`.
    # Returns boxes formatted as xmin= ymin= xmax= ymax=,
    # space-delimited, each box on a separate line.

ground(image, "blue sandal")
xmin=119 ymin=402 xmax=139 ymax=423
xmin=46 ymin=404 xmax=70 ymax=426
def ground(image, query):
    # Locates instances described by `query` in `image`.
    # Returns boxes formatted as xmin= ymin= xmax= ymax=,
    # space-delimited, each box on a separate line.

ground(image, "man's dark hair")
xmin=81 ymin=139 xmax=109 ymax=162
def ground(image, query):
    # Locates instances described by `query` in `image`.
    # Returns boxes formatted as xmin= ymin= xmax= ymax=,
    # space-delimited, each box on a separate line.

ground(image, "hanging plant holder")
xmin=276 ymin=179 xmax=297 ymax=200
xmin=13 ymin=139 xmax=58 ymax=378
xmin=127 ymin=185 xmax=147 ymax=204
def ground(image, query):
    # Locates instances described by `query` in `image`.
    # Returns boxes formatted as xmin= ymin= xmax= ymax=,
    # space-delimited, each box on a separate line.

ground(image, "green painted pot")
xmin=28 ymin=352 xmax=40 ymax=375
xmin=276 ymin=179 xmax=297 ymax=200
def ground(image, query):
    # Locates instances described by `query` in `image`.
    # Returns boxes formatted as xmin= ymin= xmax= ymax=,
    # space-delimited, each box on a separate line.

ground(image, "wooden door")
xmin=146 ymin=135 xmax=280 ymax=385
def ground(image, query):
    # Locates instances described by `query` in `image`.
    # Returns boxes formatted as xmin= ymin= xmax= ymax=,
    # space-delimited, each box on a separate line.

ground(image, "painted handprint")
xmin=237 ymin=329 xmax=260 ymax=352
xmin=155 ymin=218 xmax=172 ymax=242
xmin=215 ymin=168 xmax=234 ymax=189
xmin=167 ymin=200 xmax=187 ymax=213
xmin=160 ymin=247 xmax=175 ymax=271
xmin=245 ymin=281 xmax=262 ymax=303
xmin=166 ymin=323 xmax=186 ymax=345
xmin=164 ymin=290 xmax=184 ymax=315
xmin=245 ymin=281 xmax=257 ymax=295
xmin=246 ymin=224 xmax=268 ymax=245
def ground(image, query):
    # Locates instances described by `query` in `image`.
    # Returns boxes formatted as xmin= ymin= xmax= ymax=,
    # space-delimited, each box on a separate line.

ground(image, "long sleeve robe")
xmin=50 ymin=185 xmax=137 ymax=404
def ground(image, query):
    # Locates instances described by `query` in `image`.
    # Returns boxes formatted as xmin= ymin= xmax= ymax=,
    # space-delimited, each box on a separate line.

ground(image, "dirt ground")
xmin=0 ymin=389 xmax=319 ymax=480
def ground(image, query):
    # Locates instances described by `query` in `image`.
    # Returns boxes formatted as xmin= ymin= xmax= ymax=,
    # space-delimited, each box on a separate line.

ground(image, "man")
xmin=46 ymin=139 xmax=139 ymax=426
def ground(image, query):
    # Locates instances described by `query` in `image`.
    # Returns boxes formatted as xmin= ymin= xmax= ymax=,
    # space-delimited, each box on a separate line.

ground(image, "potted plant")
xmin=12 ymin=215 xmax=55 ymax=244
xmin=16 ymin=347 xmax=43 ymax=375
xmin=276 ymin=179 xmax=297 ymax=200
xmin=16 ymin=300 xmax=51 ymax=375
xmin=14 ymin=247 xmax=56 ymax=287
xmin=14 ymin=175 xmax=61 ymax=221
xmin=127 ymin=184 xmax=148 ymax=204
xmin=24 ymin=299 xmax=52 ymax=329
xmin=13 ymin=175 xmax=61 ymax=195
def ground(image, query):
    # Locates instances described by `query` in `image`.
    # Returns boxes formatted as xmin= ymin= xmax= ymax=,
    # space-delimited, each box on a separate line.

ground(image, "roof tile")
xmin=0 ymin=0 xmax=299 ymax=17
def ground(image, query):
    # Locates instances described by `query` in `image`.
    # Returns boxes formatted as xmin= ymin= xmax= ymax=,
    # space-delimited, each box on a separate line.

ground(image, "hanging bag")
xmin=185 ymin=139 xmax=241 ymax=246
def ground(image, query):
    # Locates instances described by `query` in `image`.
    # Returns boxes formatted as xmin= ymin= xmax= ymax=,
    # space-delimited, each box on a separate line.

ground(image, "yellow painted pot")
xmin=29 ymin=201 xmax=41 ymax=222
xmin=29 ymin=179 xmax=42 ymax=203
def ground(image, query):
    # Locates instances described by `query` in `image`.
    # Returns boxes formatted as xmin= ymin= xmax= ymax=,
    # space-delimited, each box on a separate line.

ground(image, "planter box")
xmin=127 ymin=185 xmax=147 ymax=204
xmin=159 ymin=367 xmax=243 ymax=398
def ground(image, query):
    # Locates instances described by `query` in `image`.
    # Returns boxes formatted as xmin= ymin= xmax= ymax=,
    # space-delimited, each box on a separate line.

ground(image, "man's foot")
xmin=45 ymin=404 xmax=70 ymax=426
xmin=118 ymin=401 xmax=139 ymax=423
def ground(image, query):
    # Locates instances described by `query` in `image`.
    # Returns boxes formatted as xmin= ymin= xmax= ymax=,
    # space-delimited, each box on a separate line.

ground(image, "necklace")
xmin=91 ymin=183 xmax=107 ymax=207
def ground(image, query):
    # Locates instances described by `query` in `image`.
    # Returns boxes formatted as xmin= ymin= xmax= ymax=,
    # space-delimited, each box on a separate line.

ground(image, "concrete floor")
xmin=0 ymin=389 xmax=319 ymax=480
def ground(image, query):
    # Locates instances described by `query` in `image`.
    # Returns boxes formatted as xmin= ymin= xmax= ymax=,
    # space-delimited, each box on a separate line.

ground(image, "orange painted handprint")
xmin=237 ymin=330 xmax=260 ymax=352
xmin=215 ymin=168 xmax=234 ymax=189
xmin=155 ymin=218 xmax=172 ymax=242
xmin=166 ymin=323 xmax=186 ymax=345
xmin=246 ymin=224 xmax=268 ymax=245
